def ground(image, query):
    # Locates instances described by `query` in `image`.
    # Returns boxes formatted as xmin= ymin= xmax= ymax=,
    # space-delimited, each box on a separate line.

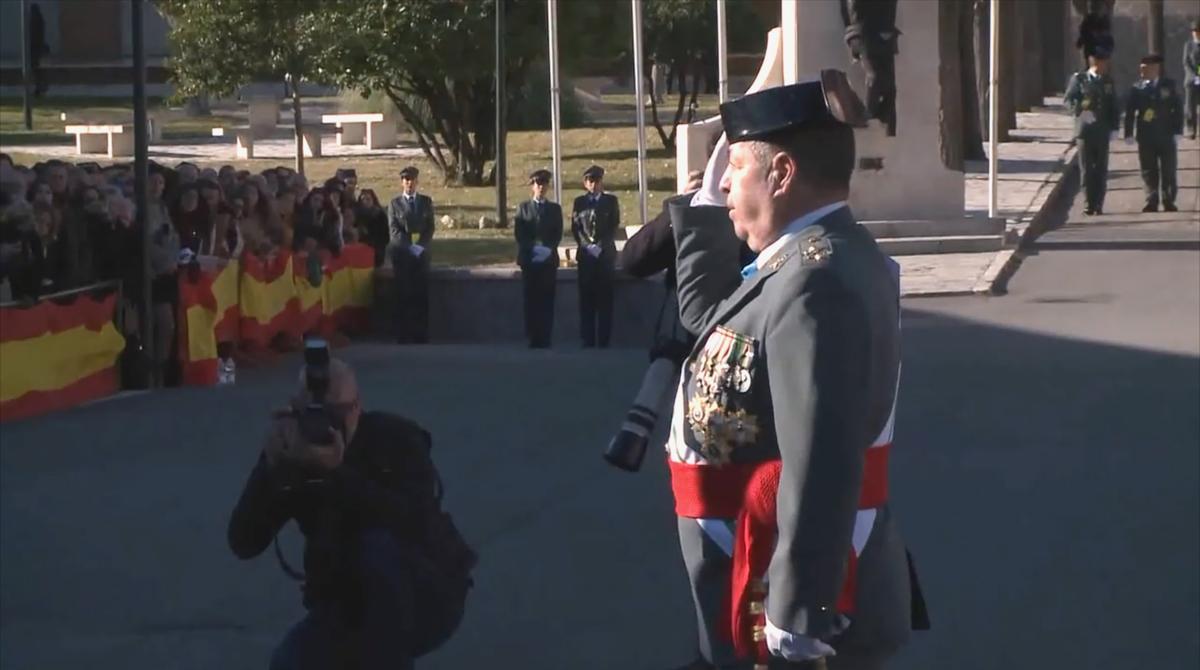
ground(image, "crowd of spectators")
xmin=0 ymin=153 xmax=394 ymax=382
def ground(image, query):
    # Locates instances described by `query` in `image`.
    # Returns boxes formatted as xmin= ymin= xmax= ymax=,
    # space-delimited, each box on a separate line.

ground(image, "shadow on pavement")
xmin=1 ymin=312 xmax=1198 ymax=669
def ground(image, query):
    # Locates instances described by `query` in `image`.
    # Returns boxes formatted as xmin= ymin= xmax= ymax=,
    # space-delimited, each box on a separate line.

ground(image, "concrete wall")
xmin=0 ymin=0 xmax=169 ymax=64
xmin=373 ymin=268 xmax=669 ymax=348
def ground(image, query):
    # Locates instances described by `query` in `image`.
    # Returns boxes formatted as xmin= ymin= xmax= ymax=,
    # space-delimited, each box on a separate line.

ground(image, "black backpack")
xmin=275 ymin=412 xmax=477 ymax=657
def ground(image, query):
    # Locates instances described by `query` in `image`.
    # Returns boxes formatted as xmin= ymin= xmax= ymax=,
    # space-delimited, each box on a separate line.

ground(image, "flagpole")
xmin=717 ymin=0 xmax=729 ymax=103
xmin=988 ymin=0 xmax=999 ymax=218
xmin=631 ymin=0 xmax=649 ymax=226
xmin=547 ymin=0 xmax=563 ymax=204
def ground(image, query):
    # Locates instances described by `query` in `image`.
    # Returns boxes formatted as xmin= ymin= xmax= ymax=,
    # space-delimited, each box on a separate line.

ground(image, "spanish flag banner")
xmin=0 ymin=289 xmax=125 ymax=422
xmin=239 ymin=252 xmax=297 ymax=350
xmin=322 ymin=244 xmax=375 ymax=335
xmin=177 ymin=260 xmax=240 ymax=386
xmin=293 ymin=251 xmax=327 ymax=338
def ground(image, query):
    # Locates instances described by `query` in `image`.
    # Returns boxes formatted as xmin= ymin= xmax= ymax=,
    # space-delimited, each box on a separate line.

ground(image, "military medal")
xmin=1144 ymin=108 xmax=1156 ymax=122
xmin=686 ymin=327 xmax=760 ymax=463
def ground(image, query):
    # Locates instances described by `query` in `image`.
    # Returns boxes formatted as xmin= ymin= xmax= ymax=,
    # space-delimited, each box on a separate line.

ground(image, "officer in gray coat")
xmin=1123 ymin=54 xmax=1184 ymax=212
xmin=1065 ymin=46 xmax=1120 ymax=216
xmin=387 ymin=166 xmax=435 ymax=344
xmin=514 ymin=169 xmax=563 ymax=348
xmin=666 ymin=71 xmax=925 ymax=670
xmin=1184 ymin=19 xmax=1200 ymax=140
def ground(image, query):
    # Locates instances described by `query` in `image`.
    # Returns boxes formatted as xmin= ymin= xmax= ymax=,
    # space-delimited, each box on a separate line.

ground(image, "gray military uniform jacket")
xmin=1065 ymin=71 xmax=1120 ymax=138
xmin=386 ymin=193 xmax=435 ymax=255
xmin=1124 ymin=77 xmax=1184 ymax=142
xmin=669 ymin=198 xmax=915 ymax=651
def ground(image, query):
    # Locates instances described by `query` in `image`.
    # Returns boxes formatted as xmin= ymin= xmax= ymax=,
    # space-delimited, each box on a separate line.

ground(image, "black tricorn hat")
xmin=399 ymin=166 xmax=419 ymax=178
xmin=1140 ymin=53 xmax=1164 ymax=65
xmin=582 ymin=164 xmax=605 ymax=179
xmin=529 ymin=168 xmax=552 ymax=183
xmin=720 ymin=69 xmax=868 ymax=144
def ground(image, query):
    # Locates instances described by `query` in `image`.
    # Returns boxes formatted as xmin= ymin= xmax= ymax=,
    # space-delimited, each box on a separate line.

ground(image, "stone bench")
xmin=247 ymin=95 xmax=281 ymax=137
xmin=62 ymin=110 xmax=166 ymax=143
xmin=320 ymin=113 xmax=397 ymax=149
xmin=64 ymin=124 xmax=135 ymax=158
xmin=210 ymin=125 xmax=329 ymax=159
xmin=211 ymin=126 xmax=255 ymax=159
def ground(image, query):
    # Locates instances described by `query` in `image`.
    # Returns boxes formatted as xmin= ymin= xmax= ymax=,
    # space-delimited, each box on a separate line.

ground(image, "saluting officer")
xmin=1065 ymin=46 xmax=1120 ymax=216
xmin=387 ymin=166 xmax=435 ymax=344
xmin=572 ymin=165 xmax=619 ymax=348
xmin=1124 ymin=54 xmax=1184 ymax=212
xmin=666 ymin=71 xmax=926 ymax=670
xmin=514 ymin=169 xmax=563 ymax=349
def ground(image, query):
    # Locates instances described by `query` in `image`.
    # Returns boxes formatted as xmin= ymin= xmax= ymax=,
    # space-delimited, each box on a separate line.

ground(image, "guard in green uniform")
xmin=1065 ymin=47 xmax=1120 ymax=215
xmin=1124 ymin=54 xmax=1184 ymax=212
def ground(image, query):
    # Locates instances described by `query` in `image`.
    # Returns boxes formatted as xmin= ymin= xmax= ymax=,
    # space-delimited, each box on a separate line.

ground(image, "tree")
xmin=643 ymin=0 xmax=713 ymax=151
xmin=157 ymin=0 xmax=332 ymax=174
xmin=324 ymin=0 xmax=545 ymax=186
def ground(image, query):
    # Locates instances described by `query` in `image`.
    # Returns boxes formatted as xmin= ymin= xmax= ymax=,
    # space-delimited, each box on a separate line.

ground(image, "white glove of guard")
xmin=691 ymin=132 xmax=729 ymax=208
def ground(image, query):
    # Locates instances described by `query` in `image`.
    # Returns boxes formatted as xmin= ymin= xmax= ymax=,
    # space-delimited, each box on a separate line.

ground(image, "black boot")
xmin=1143 ymin=203 xmax=1159 ymax=213
xmin=1164 ymin=202 xmax=1178 ymax=212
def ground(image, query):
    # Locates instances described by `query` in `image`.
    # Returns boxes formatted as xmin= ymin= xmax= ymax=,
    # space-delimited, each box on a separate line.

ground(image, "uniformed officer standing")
xmin=666 ymin=71 xmax=925 ymax=670
xmin=572 ymin=165 xmax=619 ymax=348
xmin=1184 ymin=19 xmax=1200 ymax=140
xmin=1124 ymin=54 xmax=1184 ymax=212
xmin=514 ymin=169 xmax=563 ymax=349
xmin=1065 ymin=47 xmax=1121 ymax=216
xmin=387 ymin=166 xmax=435 ymax=344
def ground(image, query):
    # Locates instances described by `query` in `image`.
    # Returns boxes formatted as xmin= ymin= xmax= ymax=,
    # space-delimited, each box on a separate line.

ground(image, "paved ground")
xmin=1036 ymin=133 xmax=1199 ymax=247
xmin=2 ymin=126 xmax=1198 ymax=670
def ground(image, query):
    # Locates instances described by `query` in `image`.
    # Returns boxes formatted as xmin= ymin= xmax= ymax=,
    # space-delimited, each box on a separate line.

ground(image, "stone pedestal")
xmin=782 ymin=0 xmax=963 ymax=221
xmin=677 ymin=1 xmax=972 ymax=227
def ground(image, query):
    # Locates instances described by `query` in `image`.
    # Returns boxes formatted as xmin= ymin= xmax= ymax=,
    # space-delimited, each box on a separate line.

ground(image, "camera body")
xmin=296 ymin=336 xmax=338 ymax=445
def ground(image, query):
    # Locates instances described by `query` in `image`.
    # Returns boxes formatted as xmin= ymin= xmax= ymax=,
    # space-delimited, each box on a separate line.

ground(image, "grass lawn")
xmin=0 ymin=96 xmax=241 ymax=145
xmin=3 ymin=122 xmax=680 ymax=268
xmin=599 ymin=92 xmax=722 ymax=120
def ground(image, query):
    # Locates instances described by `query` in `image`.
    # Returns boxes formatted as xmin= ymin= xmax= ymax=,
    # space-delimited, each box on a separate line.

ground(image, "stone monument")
xmin=678 ymin=0 xmax=998 ymax=246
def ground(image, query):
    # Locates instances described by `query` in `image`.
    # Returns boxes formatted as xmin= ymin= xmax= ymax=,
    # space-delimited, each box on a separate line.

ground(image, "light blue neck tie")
xmin=741 ymin=262 xmax=758 ymax=281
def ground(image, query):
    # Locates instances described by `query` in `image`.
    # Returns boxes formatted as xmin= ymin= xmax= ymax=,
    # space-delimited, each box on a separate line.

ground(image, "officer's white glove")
xmin=531 ymin=245 xmax=552 ymax=263
xmin=1079 ymin=110 xmax=1097 ymax=125
xmin=691 ymin=132 xmax=729 ymax=208
xmin=408 ymin=243 xmax=425 ymax=258
xmin=1124 ymin=136 xmax=1136 ymax=146
xmin=1193 ymin=75 xmax=1200 ymax=86
xmin=585 ymin=244 xmax=601 ymax=258
xmin=765 ymin=616 xmax=839 ymax=661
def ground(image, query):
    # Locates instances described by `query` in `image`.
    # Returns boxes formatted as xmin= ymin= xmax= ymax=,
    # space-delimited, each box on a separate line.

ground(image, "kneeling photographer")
xmin=228 ymin=341 xmax=475 ymax=669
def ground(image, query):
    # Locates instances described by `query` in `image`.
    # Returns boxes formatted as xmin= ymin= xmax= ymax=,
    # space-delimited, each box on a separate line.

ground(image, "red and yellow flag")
xmin=323 ymin=244 xmax=375 ymax=335
xmin=178 ymin=260 xmax=240 ymax=386
xmin=238 ymin=252 xmax=297 ymax=350
xmin=0 ymin=290 xmax=125 ymax=422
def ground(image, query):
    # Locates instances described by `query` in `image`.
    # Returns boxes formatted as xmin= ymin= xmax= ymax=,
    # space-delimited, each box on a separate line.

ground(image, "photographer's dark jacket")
xmin=228 ymin=411 xmax=437 ymax=609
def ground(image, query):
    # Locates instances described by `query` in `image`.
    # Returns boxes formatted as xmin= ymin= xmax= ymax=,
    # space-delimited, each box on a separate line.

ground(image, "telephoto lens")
xmin=603 ymin=357 xmax=681 ymax=472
